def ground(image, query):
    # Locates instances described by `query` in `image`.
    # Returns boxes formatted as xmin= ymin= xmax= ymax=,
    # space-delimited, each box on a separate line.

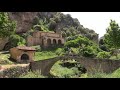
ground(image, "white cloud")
xmin=62 ymin=12 xmax=120 ymax=38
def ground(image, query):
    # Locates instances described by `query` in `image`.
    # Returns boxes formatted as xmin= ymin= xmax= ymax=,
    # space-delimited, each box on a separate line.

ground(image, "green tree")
xmin=0 ymin=12 xmax=16 ymax=38
xmin=104 ymin=20 xmax=120 ymax=58
xmin=9 ymin=34 xmax=26 ymax=48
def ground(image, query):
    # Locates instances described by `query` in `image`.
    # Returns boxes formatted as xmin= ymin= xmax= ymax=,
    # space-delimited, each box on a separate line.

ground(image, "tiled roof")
xmin=17 ymin=46 xmax=36 ymax=51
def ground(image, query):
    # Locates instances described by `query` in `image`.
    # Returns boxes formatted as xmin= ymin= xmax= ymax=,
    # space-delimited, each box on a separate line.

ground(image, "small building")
xmin=10 ymin=46 xmax=36 ymax=63
xmin=27 ymin=31 xmax=65 ymax=48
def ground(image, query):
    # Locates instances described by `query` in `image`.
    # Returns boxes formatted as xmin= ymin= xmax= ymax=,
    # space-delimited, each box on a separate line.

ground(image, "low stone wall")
xmin=0 ymin=65 xmax=29 ymax=78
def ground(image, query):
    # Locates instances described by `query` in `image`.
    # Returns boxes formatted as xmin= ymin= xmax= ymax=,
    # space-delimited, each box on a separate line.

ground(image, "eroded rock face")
xmin=7 ymin=12 xmax=98 ymax=43
xmin=0 ymin=37 xmax=9 ymax=51
xmin=8 ymin=12 xmax=38 ymax=33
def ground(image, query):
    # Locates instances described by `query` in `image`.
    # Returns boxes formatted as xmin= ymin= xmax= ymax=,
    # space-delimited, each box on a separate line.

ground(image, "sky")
xmin=62 ymin=12 xmax=120 ymax=38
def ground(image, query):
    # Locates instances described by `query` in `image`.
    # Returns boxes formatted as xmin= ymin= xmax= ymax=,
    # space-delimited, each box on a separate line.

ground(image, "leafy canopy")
xmin=0 ymin=12 xmax=16 ymax=38
xmin=104 ymin=20 xmax=120 ymax=49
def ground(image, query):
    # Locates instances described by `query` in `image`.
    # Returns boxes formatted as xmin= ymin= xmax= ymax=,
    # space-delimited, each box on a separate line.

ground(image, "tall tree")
xmin=104 ymin=20 xmax=120 ymax=58
xmin=0 ymin=12 xmax=16 ymax=38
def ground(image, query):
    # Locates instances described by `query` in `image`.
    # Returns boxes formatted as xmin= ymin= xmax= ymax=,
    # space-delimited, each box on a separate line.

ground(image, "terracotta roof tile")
xmin=17 ymin=46 xmax=36 ymax=51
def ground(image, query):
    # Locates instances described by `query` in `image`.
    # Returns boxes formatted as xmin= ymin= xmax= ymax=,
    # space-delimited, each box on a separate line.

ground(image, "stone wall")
xmin=10 ymin=48 xmax=35 ymax=63
xmin=0 ymin=65 xmax=29 ymax=78
xmin=30 ymin=56 xmax=120 ymax=76
xmin=27 ymin=31 xmax=65 ymax=48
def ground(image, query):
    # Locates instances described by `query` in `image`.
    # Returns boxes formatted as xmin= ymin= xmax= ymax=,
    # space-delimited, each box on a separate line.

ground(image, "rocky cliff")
xmin=8 ymin=12 xmax=98 ymax=43
xmin=0 ymin=37 xmax=9 ymax=50
xmin=8 ymin=12 xmax=38 ymax=33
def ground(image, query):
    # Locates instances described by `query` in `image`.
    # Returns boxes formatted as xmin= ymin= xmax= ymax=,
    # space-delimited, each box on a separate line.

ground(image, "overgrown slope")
xmin=8 ymin=12 xmax=98 ymax=43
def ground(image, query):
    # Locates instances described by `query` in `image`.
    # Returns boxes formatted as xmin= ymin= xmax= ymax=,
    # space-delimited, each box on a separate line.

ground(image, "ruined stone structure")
xmin=30 ymin=55 xmax=120 ymax=76
xmin=10 ymin=46 xmax=36 ymax=63
xmin=27 ymin=31 xmax=65 ymax=48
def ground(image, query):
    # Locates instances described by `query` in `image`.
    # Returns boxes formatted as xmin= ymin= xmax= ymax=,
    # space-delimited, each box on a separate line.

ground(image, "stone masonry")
xmin=27 ymin=31 xmax=65 ymax=48
xmin=30 ymin=55 xmax=120 ymax=76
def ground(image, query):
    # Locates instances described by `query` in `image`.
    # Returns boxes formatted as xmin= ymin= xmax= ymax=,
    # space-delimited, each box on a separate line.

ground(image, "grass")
xmin=50 ymin=61 xmax=82 ymax=78
xmin=19 ymin=71 xmax=46 ymax=78
xmin=0 ymin=53 xmax=13 ymax=65
xmin=35 ymin=51 xmax=57 ymax=61
xmin=2 ymin=47 xmax=120 ymax=78
xmin=85 ymin=68 xmax=120 ymax=78
xmin=34 ymin=48 xmax=64 ymax=61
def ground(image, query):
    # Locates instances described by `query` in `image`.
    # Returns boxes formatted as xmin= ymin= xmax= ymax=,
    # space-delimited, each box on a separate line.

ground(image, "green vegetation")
xmin=35 ymin=51 xmax=57 ymax=61
xmin=31 ymin=12 xmax=98 ymax=41
xmin=64 ymin=35 xmax=101 ymax=58
xmin=0 ymin=12 xmax=16 ymax=38
xmin=104 ymin=20 xmax=120 ymax=49
xmin=32 ymin=45 xmax=41 ymax=52
xmin=50 ymin=61 xmax=83 ymax=78
xmin=0 ymin=12 xmax=26 ymax=50
xmin=33 ymin=18 xmax=50 ymax=32
xmin=0 ymin=52 xmax=13 ymax=65
xmin=34 ymin=47 xmax=65 ymax=61
xmin=87 ymin=68 xmax=120 ymax=78
xmin=19 ymin=71 xmax=46 ymax=78
xmin=10 ymin=35 xmax=26 ymax=47
xmin=79 ymin=45 xmax=101 ymax=58
xmin=104 ymin=20 xmax=120 ymax=59
xmin=96 ymin=51 xmax=111 ymax=59
xmin=64 ymin=35 xmax=91 ymax=48
xmin=4 ymin=34 xmax=26 ymax=50
xmin=1 ymin=12 xmax=120 ymax=78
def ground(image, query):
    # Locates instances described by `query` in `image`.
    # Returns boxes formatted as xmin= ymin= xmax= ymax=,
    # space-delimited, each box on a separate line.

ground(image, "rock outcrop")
xmin=8 ymin=12 xmax=38 ymax=33
xmin=0 ymin=37 xmax=9 ymax=50
xmin=8 ymin=12 xmax=98 ymax=43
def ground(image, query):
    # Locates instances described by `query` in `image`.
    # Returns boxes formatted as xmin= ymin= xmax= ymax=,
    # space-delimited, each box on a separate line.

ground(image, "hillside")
xmin=8 ymin=12 xmax=98 ymax=43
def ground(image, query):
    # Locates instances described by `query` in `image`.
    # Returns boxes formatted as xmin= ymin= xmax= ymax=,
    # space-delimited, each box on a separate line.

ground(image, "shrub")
xmin=64 ymin=35 xmax=92 ymax=48
xmin=9 ymin=34 xmax=26 ymax=48
xmin=79 ymin=46 xmax=99 ymax=58
xmin=96 ymin=51 xmax=111 ymax=59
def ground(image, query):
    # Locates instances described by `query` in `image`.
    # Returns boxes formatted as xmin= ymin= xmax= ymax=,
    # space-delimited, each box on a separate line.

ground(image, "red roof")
xmin=17 ymin=46 xmax=36 ymax=51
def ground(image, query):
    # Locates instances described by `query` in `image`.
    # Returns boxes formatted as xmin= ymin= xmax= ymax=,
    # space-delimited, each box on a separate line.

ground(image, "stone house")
xmin=10 ymin=46 xmax=36 ymax=63
xmin=27 ymin=31 xmax=65 ymax=48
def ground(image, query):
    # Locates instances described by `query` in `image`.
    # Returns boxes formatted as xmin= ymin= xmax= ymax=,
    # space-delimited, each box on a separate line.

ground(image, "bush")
xmin=64 ymin=40 xmax=78 ymax=48
xmin=9 ymin=34 xmax=26 ymax=48
xmin=79 ymin=46 xmax=99 ymax=58
xmin=64 ymin=35 xmax=92 ymax=48
xmin=96 ymin=51 xmax=111 ymax=59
